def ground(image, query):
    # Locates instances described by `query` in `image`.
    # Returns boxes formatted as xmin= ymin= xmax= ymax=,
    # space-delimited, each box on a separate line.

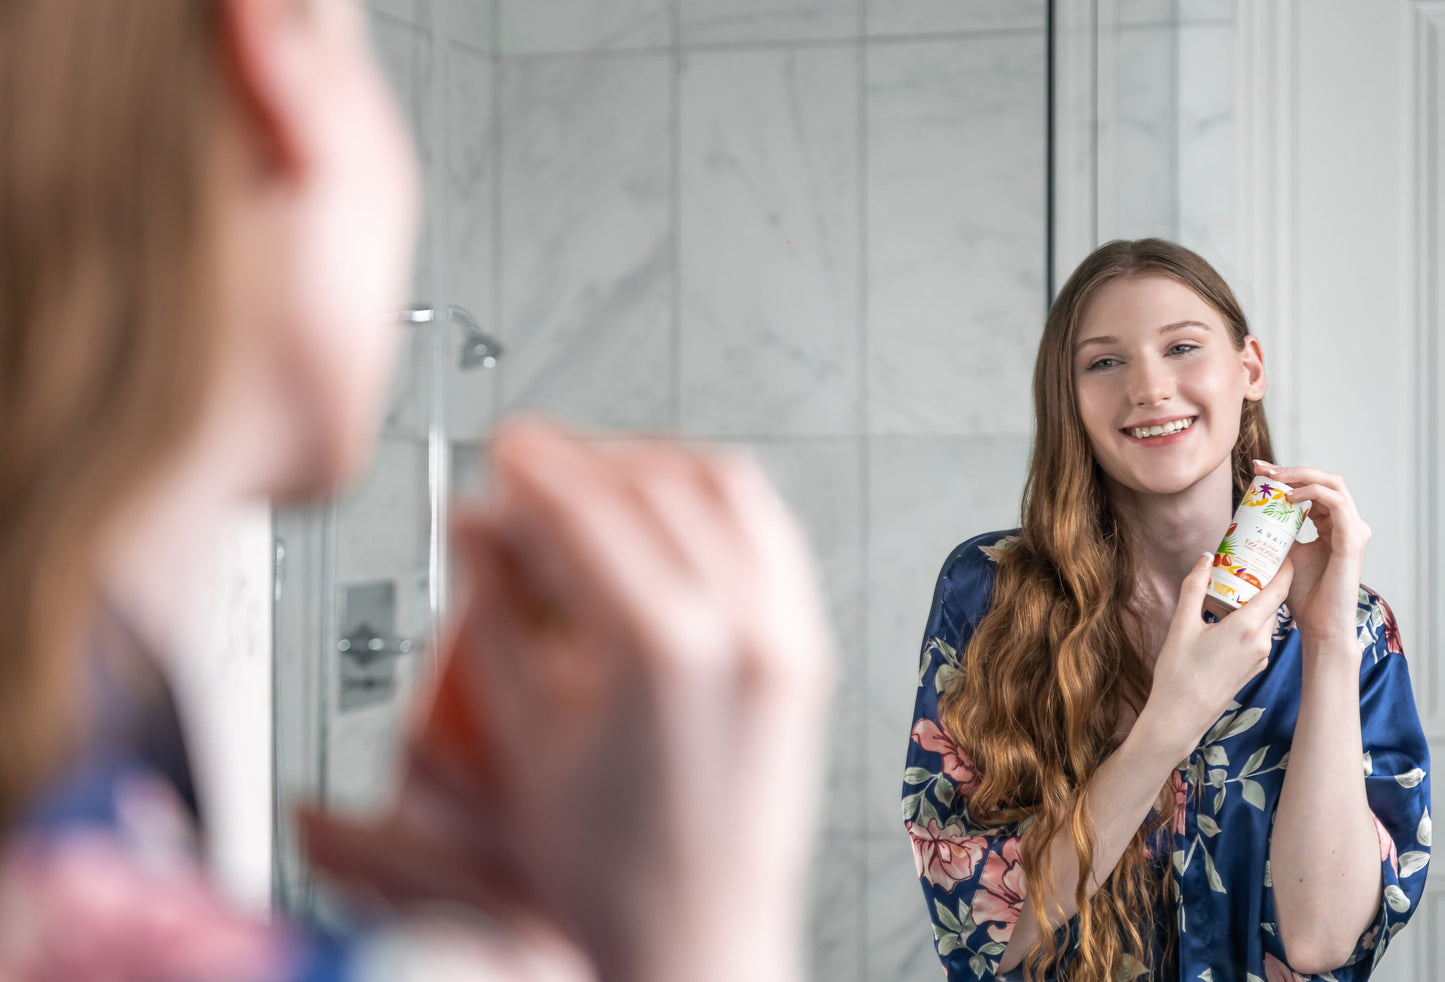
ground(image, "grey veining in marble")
xmin=864 ymin=436 xmax=1030 ymax=835
xmin=371 ymin=11 xmax=437 ymax=166
xmin=1114 ymin=0 xmax=1235 ymax=25
xmin=1176 ymin=22 xmax=1236 ymax=285
xmin=866 ymin=833 xmax=943 ymax=982
xmin=446 ymin=0 xmax=493 ymax=52
xmin=748 ymin=439 xmax=865 ymax=834
xmin=680 ymin=48 xmax=861 ymax=438
xmin=444 ymin=42 xmax=498 ymax=441
xmin=498 ymin=55 xmax=674 ymax=430
xmin=806 ymin=835 xmax=867 ymax=982
xmin=369 ymin=6 xmax=440 ymax=317
xmin=680 ymin=0 xmax=860 ymax=45
xmin=1105 ymin=24 xmax=1179 ymax=243
xmin=499 ymin=0 xmax=672 ymax=54
xmin=866 ymin=0 xmax=1045 ymax=37
xmin=867 ymin=35 xmax=1046 ymax=436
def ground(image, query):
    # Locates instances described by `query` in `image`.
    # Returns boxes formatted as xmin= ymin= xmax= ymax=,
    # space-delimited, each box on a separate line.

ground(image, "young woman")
xmin=0 ymin=2 xmax=831 ymax=980
xmin=903 ymin=239 xmax=1430 ymax=981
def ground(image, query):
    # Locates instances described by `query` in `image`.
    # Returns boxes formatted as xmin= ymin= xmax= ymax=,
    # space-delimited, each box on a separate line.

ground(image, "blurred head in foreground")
xmin=0 ymin=0 xmax=419 ymax=825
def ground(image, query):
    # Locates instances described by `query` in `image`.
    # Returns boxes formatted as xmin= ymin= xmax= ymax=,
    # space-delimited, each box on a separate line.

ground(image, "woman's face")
xmin=252 ymin=0 xmax=420 ymax=495
xmin=1072 ymin=275 xmax=1266 ymax=498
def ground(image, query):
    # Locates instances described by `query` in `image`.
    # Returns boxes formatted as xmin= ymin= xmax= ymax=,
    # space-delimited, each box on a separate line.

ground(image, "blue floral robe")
xmin=903 ymin=531 xmax=1431 ymax=981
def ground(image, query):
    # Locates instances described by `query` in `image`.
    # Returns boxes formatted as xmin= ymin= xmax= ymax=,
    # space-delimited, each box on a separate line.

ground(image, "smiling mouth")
xmin=1123 ymin=417 xmax=1197 ymax=440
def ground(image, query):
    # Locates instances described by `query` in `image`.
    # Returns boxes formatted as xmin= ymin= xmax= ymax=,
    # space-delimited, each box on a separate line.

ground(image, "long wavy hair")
xmin=940 ymin=239 xmax=1274 ymax=980
xmin=0 ymin=1 xmax=228 ymax=827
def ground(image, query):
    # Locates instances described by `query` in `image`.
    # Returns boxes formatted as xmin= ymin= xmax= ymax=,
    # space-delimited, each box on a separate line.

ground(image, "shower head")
xmin=399 ymin=304 xmax=504 ymax=370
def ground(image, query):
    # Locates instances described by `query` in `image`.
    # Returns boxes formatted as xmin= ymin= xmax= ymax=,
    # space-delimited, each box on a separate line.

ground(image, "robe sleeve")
xmin=904 ymin=536 xmax=1034 ymax=981
xmin=1259 ymin=590 xmax=1431 ymax=977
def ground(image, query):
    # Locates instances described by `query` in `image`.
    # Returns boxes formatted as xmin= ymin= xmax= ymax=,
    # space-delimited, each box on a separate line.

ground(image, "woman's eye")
xmin=1168 ymin=343 xmax=1199 ymax=356
xmin=1086 ymin=358 xmax=1119 ymax=371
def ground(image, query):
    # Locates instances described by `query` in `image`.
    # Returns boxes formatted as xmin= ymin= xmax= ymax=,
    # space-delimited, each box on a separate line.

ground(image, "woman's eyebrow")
xmin=1074 ymin=320 xmax=1212 ymax=350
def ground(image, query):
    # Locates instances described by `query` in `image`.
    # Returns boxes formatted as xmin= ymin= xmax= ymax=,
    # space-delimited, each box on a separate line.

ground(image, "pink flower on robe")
xmin=1372 ymin=811 xmax=1399 ymax=875
xmin=910 ymin=720 xmax=981 ymax=795
xmin=1263 ymin=952 xmax=1307 ymax=982
xmin=973 ymin=837 xmax=1027 ymax=943
xmin=1170 ymin=769 xmax=1189 ymax=836
xmin=907 ymin=819 xmax=986 ymax=891
xmin=0 ymin=831 xmax=290 ymax=982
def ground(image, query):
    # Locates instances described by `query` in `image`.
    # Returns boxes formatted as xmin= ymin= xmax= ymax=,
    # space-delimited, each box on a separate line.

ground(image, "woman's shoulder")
xmin=932 ymin=529 xmax=1021 ymax=614
xmin=1355 ymin=584 xmax=1405 ymax=664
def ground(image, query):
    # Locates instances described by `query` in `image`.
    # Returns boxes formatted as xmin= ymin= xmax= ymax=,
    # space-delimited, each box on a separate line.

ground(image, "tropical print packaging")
xmin=1206 ymin=477 xmax=1311 ymax=617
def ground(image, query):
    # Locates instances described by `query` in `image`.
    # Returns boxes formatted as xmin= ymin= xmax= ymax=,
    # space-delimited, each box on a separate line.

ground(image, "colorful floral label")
xmin=1208 ymin=477 xmax=1310 ymax=610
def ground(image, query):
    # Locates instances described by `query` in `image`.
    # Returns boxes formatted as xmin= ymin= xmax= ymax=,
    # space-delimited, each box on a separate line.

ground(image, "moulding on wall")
xmin=1050 ymin=0 xmax=1100 ymax=295
xmin=1234 ymin=0 xmax=1299 ymax=463
xmin=1411 ymin=0 xmax=1444 ymax=740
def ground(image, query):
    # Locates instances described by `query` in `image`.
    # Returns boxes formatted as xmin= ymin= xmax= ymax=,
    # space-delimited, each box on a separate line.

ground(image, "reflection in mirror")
xmin=275 ymin=2 xmax=1440 ymax=980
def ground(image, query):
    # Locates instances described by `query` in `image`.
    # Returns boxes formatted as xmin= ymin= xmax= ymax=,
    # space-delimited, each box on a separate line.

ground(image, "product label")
xmin=1208 ymin=477 xmax=1310 ymax=609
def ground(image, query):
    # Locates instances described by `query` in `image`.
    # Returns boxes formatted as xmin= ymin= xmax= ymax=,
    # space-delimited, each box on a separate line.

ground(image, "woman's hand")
xmin=1254 ymin=461 xmax=1370 ymax=649
xmin=302 ymin=417 xmax=834 ymax=982
xmin=1139 ymin=552 xmax=1294 ymax=759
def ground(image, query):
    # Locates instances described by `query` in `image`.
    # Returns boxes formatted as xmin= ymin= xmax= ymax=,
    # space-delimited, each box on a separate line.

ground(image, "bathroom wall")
xmin=354 ymin=1 xmax=1048 ymax=978
xmin=259 ymin=3 xmax=1442 ymax=981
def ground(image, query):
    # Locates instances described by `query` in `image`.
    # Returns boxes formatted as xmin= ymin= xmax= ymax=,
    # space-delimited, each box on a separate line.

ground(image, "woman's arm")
xmin=1001 ymin=555 xmax=1295 ymax=974
xmin=996 ymin=716 xmax=1183 ymax=973
xmin=1257 ymin=462 xmax=1385 ymax=973
xmin=1268 ymin=636 xmax=1382 ymax=973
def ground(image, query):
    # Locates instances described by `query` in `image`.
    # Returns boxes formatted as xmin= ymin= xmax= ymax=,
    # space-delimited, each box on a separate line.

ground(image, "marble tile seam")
xmin=489 ymin=24 xmax=1051 ymax=63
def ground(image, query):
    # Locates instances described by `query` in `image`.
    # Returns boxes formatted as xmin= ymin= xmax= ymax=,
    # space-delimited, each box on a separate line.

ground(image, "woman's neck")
xmin=1109 ymin=459 xmax=1237 ymax=621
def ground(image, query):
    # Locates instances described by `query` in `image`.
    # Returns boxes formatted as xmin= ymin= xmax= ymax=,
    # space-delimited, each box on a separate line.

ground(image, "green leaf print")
xmin=1200 ymin=839 xmax=1227 ymax=893
xmin=1197 ymin=814 xmax=1221 ymax=837
xmin=923 ymin=637 xmax=959 ymax=691
xmin=1399 ymin=850 xmax=1429 ymax=877
xmin=917 ymin=796 xmax=941 ymax=828
xmin=1198 ymin=970 xmax=1214 ymax=982
xmin=970 ymin=955 xmax=988 ymax=978
xmin=903 ymin=767 xmax=934 ymax=786
xmin=1395 ymin=767 xmax=1426 ymax=788
xmin=1202 ymin=744 xmax=1229 ymax=767
xmin=935 ymin=899 xmax=963 ymax=933
xmin=1217 ymin=532 xmax=1240 ymax=557
xmin=980 ymin=942 xmax=1007 ymax=957
xmin=1262 ymin=498 xmax=1296 ymax=522
xmin=1221 ymin=707 xmax=1265 ymax=740
xmin=935 ymin=776 xmax=955 ymax=808
xmin=1203 ymin=710 xmax=1238 ymax=746
xmin=902 ymin=791 xmax=923 ymax=822
xmin=1241 ymin=746 xmax=1269 ymax=777
xmin=1247 ymin=974 xmax=1266 ymax=982
xmin=1239 ymin=779 xmax=1266 ymax=811
xmin=935 ymin=930 xmax=963 ymax=957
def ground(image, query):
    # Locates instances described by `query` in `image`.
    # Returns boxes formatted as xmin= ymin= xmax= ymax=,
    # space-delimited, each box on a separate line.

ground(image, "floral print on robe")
xmin=904 ymin=531 xmax=1431 ymax=981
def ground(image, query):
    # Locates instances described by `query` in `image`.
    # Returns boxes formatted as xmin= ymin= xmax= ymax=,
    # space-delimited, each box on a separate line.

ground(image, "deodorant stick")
xmin=1203 ymin=474 xmax=1310 ymax=618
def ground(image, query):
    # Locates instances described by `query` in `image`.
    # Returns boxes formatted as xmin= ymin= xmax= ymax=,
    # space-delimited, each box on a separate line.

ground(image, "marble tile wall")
xmin=275 ymin=0 xmax=1246 ymax=975
xmin=288 ymin=2 xmax=1058 ymax=978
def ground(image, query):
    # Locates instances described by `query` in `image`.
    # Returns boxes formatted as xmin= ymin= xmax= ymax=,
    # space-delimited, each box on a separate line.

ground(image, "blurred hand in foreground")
xmin=302 ymin=417 xmax=835 ymax=982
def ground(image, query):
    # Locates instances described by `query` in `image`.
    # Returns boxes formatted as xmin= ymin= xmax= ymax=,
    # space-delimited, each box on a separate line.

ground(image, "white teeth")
xmin=1130 ymin=417 xmax=1195 ymax=439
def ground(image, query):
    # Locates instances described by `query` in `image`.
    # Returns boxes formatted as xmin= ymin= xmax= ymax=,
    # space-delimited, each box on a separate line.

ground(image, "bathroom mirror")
xmin=274 ymin=2 xmax=1444 ymax=977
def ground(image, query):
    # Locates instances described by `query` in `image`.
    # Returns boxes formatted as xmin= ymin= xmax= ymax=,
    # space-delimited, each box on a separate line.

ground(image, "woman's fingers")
xmin=1240 ymin=557 xmax=1294 ymax=632
xmin=487 ymin=418 xmax=731 ymax=670
xmin=1171 ymin=553 xmax=1215 ymax=631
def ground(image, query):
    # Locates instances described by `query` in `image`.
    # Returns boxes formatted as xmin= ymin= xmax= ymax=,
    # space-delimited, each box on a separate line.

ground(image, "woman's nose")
xmin=1128 ymin=359 xmax=1173 ymax=407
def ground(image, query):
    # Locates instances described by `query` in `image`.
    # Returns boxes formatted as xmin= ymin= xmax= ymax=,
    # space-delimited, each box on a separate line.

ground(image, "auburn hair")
xmin=0 ymin=1 xmax=229 ymax=826
xmin=940 ymin=239 xmax=1274 ymax=980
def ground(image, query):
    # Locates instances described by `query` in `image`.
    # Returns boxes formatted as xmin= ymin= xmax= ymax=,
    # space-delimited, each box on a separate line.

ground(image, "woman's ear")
xmin=1241 ymin=334 xmax=1267 ymax=400
xmin=217 ymin=0 xmax=315 ymax=181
